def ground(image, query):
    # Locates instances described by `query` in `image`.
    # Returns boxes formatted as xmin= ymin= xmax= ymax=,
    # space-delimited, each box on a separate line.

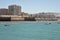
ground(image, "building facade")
xmin=8 ymin=5 xmax=21 ymax=15
xmin=0 ymin=9 xmax=8 ymax=15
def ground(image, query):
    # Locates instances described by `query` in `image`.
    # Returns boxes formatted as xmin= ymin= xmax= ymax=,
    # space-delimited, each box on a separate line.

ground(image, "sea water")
xmin=0 ymin=21 xmax=60 ymax=40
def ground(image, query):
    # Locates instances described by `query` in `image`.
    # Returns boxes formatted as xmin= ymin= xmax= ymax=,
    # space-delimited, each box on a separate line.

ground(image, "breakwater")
xmin=0 ymin=15 xmax=36 ymax=21
xmin=0 ymin=15 xmax=59 ymax=21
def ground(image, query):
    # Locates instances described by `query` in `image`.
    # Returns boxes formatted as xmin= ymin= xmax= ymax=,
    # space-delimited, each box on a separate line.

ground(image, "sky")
xmin=0 ymin=0 xmax=60 ymax=14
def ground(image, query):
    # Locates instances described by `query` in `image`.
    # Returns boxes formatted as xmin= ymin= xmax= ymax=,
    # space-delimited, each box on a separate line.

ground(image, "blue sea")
xmin=0 ymin=21 xmax=60 ymax=40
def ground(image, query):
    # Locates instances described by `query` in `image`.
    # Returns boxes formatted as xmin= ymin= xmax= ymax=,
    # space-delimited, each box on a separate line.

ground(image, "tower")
xmin=8 ymin=5 xmax=21 ymax=15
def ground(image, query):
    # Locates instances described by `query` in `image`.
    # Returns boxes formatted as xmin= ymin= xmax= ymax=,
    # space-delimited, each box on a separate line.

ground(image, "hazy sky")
xmin=0 ymin=0 xmax=60 ymax=14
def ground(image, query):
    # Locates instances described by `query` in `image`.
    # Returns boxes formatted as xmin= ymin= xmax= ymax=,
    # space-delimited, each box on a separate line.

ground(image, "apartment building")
xmin=8 ymin=5 xmax=21 ymax=15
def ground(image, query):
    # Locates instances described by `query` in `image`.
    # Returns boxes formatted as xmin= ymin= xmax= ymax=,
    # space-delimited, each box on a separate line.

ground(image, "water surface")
xmin=0 ymin=21 xmax=60 ymax=40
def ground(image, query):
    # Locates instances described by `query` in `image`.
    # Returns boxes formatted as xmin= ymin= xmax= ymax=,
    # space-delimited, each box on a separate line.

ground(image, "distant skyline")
xmin=0 ymin=0 xmax=60 ymax=14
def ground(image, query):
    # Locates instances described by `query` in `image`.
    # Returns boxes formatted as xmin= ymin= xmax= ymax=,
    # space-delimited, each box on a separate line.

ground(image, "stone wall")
xmin=0 ymin=17 xmax=11 ymax=21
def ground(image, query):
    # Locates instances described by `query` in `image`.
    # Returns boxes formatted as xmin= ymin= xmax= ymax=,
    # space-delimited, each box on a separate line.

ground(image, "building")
xmin=0 ymin=8 xmax=8 ymax=15
xmin=21 ymin=12 xmax=30 ymax=17
xmin=8 ymin=5 xmax=21 ymax=15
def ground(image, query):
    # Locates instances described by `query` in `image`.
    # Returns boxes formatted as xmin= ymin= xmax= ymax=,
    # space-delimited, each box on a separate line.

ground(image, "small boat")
xmin=4 ymin=24 xmax=9 ymax=26
xmin=49 ymin=23 xmax=51 ymax=24
xmin=45 ymin=22 xmax=51 ymax=25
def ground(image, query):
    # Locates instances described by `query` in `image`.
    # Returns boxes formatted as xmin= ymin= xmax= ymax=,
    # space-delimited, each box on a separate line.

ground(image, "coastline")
xmin=0 ymin=21 xmax=59 ymax=24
